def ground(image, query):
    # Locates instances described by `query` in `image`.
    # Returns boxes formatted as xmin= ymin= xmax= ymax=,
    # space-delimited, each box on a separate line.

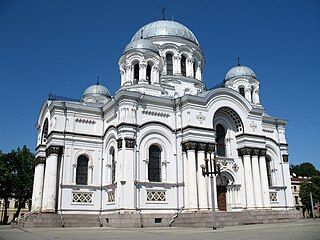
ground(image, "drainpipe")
xmin=58 ymin=102 xmax=67 ymax=227
xmin=275 ymin=119 xmax=288 ymax=209
xmin=99 ymin=107 xmax=104 ymax=227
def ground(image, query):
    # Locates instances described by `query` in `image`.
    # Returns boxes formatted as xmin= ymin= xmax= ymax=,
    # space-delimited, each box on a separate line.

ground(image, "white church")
xmin=29 ymin=19 xmax=298 ymax=227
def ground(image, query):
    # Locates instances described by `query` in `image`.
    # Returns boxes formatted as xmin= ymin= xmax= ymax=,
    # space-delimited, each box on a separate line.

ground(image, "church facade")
xmin=31 ymin=20 xmax=295 ymax=224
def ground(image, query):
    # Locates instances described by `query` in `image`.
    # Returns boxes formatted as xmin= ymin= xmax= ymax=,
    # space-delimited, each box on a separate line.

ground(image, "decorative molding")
xmin=237 ymin=147 xmax=267 ymax=157
xmin=232 ymin=163 xmax=239 ymax=172
xmin=282 ymin=154 xmax=289 ymax=163
xmin=196 ymin=112 xmax=206 ymax=124
xmin=182 ymin=142 xmax=215 ymax=153
xmin=250 ymin=121 xmax=257 ymax=132
xmin=198 ymin=143 xmax=207 ymax=151
xmin=125 ymin=138 xmax=135 ymax=148
xmin=75 ymin=118 xmax=96 ymax=125
xmin=45 ymin=146 xmax=62 ymax=157
xmin=117 ymin=139 xmax=123 ymax=149
xmin=35 ymin=157 xmax=46 ymax=166
xmin=262 ymin=129 xmax=274 ymax=133
xmin=142 ymin=109 xmax=170 ymax=118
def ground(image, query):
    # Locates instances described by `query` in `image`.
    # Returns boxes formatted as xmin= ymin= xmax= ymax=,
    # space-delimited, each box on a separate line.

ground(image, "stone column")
xmin=253 ymin=89 xmax=260 ymax=104
xmin=197 ymin=143 xmax=208 ymax=210
xmin=151 ymin=65 xmax=159 ymax=85
xmin=174 ymin=55 xmax=181 ymax=75
xmin=182 ymin=150 xmax=189 ymax=209
xmin=122 ymin=138 xmax=135 ymax=210
xmin=139 ymin=63 xmax=147 ymax=82
xmin=259 ymin=150 xmax=271 ymax=208
xmin=185 ymin=142 xmax=198 ymax=209
xmin=239 ymin=148 xmax=255 ymax=209
xmin=245 ymin=88 xmax=252 ymax=102
xmin=252 ymin=149 xmax=263 ymax=208
xmin=120 ymin=67 xmax=126 ymax=86
xmin=42 ymin=146 xmax=61 ymax=212
xmin=238 ymin=157 xmax=246 ymax=208
xmin=31 ymin=157 xmax=46 ymax=211
xmin=125 ymin=65 xmax=132 ymax=85
xmin=195 ymin=62 xmax=202 ymax=81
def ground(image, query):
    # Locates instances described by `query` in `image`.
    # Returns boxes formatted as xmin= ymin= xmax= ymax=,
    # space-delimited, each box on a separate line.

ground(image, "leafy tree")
xmin=0 ymin=150 xmax=15 ymax=223
xmin=290 ymin=162 xmax=320 ymax=178
xmin=0 ymin=146 xmax=34 ymax=223
xmin=11 ymin=146 xmax=34 ymax=220
xmin=299 ymin=176 xmax=320 ymax=214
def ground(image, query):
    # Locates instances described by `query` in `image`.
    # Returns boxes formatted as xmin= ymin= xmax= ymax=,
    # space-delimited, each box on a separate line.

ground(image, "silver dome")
xmin=225 ymin=65 xmax=257 ymax=80
xmin=123 ymin=38 xmax=159 ymax=54
xmin=131 ymin=20 xmax=199 ymax=46
xmin=83 ymin=83 xmax=111 ymax=98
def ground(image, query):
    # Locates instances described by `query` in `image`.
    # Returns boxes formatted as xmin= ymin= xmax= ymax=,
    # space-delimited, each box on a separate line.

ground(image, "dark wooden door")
xmin=217 ymin=186 xmax=227 ymax=211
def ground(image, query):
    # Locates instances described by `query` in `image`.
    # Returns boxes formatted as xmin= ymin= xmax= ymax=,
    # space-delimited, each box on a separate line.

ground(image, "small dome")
xmin=225 ymin=65 xmax=257 ymax=80
xmin=131 ymin=20 xmax=199 ymax=46
xmin=123 ymin=38 xmax=159 ymax=54
xmin=83 ymin=83 xmax=111 ymax=97
xmin=81 ymin=83 xmax=111 ymax=104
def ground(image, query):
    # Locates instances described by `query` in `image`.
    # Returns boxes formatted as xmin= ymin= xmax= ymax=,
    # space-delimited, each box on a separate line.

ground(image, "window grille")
xmin=166 ymin=54 xmax=173 ymax=75
xmin=76 ymin=155 xmax=89 ymax=185
xmin=72 ymin=192 xmax=93 ymax=203
xmin=269 ymin=192 xmax=278 ymax=202
xmin=147 ymin=191 xmax=166 ymax=202
xmin=107 ymin=191 xmax=115 ymax=203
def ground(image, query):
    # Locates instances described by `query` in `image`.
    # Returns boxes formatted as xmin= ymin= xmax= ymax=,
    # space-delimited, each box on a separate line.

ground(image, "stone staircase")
xmin=13 ymin=209 xmax=299 ymax=228
xmin=13 ymin=212 xmax=101 ymax=228
xmin=170 ymin=209 xmax=300 ymax=228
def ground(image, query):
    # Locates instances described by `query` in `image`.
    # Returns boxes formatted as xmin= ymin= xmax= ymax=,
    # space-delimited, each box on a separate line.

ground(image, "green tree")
xmin=11 ymin=146 xmax=34 ymax=220
xmin=0 ymin=146 xmax=34 ymax=223
xmin=299 ymin=176 xmax=320 ymax=214
xmin=290 ymin=162 xmax=320 ymax=178
xmin=0 ymin=150 xmax=15 ymax=224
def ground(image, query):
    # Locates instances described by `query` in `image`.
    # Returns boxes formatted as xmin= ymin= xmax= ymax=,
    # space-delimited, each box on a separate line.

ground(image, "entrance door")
xmin=217 ymin=186 xmax=227 ymax=211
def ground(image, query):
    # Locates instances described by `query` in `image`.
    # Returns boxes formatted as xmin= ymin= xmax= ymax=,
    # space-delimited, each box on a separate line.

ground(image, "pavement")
xmin=0 ymin=218 xmax=319 ymax=240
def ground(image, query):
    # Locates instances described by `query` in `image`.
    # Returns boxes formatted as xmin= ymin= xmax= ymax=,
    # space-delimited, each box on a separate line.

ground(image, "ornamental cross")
xmin=250 ymin=121 xmax=257 ymax=132
xmin=196 ymin=112 xmax=206 ymax=124
xmin=162 ymin=7 xmax=166 ymax=20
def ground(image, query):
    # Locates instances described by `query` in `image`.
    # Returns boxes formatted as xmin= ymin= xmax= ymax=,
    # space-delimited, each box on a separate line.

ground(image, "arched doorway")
xmin=216 ymin=175 xmax=229 ymax=211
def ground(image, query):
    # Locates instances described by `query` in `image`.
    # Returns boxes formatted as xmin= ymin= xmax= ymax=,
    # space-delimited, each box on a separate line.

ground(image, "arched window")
xmin=134 ymin=63 xmax=139 ymax=82
xmin=193 ymin=61 xmax=196 ymax=78
xmin=166 ymin=54 xmax=173 ymax=75
xmin=148 ymin=145 xmax=161 ymax=182
xmin=41 ymin=119 xmax=48 ymax=143
xmin=146 ymin=64 xmax=152 ymax=84
xmin=266 ymin=156 xmax=272 ymax=186
xmin=181 ymin=55 xmax=186 ymax=77
xmin=251 ymin=86 xmax=255 ymax=102
xmin=76 ymin=155 xmax=89 ymax=185
xmin=110 ymin=147 xmax=116 ymax=183
xmin=239 ymin=87 xmax=245 ymax=97
xmin=216 ymin=124 xmax=226 ymax=157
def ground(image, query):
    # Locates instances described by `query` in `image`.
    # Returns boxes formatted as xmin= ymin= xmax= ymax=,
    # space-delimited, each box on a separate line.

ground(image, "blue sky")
xmin=0 ymin=0 xmax=319 ymax=169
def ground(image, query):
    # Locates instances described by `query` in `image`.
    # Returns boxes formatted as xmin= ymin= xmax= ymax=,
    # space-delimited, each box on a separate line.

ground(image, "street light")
xmin=200 ymin=148 xmax=221 ymax=230
xmin=307 ymin=181 xmax=315 ymax=219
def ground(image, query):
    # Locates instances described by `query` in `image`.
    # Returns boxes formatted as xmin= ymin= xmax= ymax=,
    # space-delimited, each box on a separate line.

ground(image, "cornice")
xmin=35 ymin=157 xmax=46 ymax=166
xmin=45 ymin=145 xmax=63 ymax=157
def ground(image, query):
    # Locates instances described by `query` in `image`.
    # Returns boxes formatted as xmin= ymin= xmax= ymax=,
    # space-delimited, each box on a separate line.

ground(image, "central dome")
xmin=131 ymin=20 xmax=199 ymax=46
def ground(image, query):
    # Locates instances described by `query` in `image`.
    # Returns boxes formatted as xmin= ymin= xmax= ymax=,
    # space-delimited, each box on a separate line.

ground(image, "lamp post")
xmin=307 ymin=181 xmax=315 ymax=219
xmin=200 ymin=148 xmax=220 ymax=230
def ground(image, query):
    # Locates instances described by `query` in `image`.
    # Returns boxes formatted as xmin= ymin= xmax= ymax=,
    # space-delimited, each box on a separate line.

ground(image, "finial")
xmin=162 ymin=7 xmax=166 ymax=20
xmin=97 ymin=76 xmax=100 ymax=85
xmin=171 ymin=13 xmax=174 ymax=21
xmin=140 ymin=29 xmax=144 ymax=39
xmin=237 ymin=57 xmax=241 ymax=66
